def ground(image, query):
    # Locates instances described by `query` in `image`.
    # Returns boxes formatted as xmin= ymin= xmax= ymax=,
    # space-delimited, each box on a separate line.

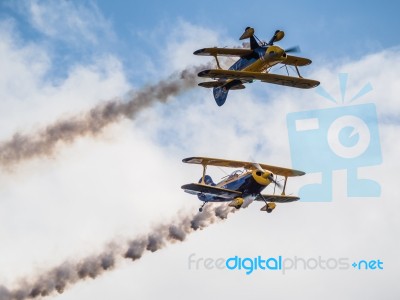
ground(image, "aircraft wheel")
xmin=266 ymin=209 xmax=273 ymax=213
xmin=199 ymin=207 xmax=203 ymax=212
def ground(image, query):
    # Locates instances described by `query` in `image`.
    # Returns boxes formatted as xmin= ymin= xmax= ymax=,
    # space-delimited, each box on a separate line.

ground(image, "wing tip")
xmin=182 ymin=157 xmax=204 ymax=164
xmin=193 ymin=48 xmax=206 ymax=55
xmin=295 ymin=170 xmax=306 ymax=176
xmin=198 ymin=70 xmax=212 ymax=77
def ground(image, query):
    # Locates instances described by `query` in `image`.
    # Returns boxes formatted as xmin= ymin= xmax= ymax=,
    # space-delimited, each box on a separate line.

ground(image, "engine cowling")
xmin=252 ymin=170 xmax=272 ymax=186
xmin=265 ymin=45 xmax=285 ymax=60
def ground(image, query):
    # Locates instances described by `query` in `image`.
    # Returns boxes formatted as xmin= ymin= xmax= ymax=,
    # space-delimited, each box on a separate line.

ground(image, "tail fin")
xmin=213 ymin=86 xmax=229 ymax=106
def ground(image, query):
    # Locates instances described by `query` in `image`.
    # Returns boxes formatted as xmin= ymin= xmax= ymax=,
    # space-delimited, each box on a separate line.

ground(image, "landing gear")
xmin=228 ymin=197 xmax=244 ymax=209
xmin=259 ymin=194 xmax=276 ymax=214
xmin=199 ymin=201 xmax=207 ymax=212
xmin=266 ymin=202 xmax=276 ymax=213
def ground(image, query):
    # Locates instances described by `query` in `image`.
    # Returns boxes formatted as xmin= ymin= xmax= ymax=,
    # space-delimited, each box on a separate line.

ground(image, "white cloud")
xmin=163 ymin=20 xmax=236 ymax=73
xmin=23 ymin=0 xmax=115 ymax=46
xmin=0 ymin=20 xmax=129 ymax=140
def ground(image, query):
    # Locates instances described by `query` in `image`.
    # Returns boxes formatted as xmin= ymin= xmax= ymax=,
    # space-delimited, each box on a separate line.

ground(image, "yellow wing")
xmin=194 ymin=48 xmax=253 ymax=57
xmin=182 ymin=157 xmax=305 ymax=177
xmin=198 ymin=69 xmax=320 ymax=89
xmin=283 ymin=55 xmax=312 ymax=66
xmin=255 ymin=194 xmax=300 ymax=203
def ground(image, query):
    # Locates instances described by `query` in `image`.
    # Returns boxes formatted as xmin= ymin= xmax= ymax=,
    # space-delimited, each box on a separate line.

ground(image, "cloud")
xmin=23 ymin=0 xmax=115 ymax=46
xmin=162 ymin=20 xmax=235 ymax=73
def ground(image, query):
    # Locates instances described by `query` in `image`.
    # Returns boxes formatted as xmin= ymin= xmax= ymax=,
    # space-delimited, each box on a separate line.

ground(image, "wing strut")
xmin=295 ymin=65 xmax=303 ymax=78
xmin=213 ymin=55 xmax=222 ymax=69
xmin=282 ymin=176 xmax=288 ymax=195
xmin=201 ymin=164 xmax=207 ymax=184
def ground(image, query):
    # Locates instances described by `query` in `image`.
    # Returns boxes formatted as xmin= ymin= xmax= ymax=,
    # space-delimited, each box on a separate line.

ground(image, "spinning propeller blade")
xmin=285 ymin=45 xmax=301 ymax=53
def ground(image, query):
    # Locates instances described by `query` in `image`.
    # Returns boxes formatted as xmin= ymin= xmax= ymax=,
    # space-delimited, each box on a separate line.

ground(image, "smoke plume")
xmin=0 ymin=204 xmax=235 ymax=300
xmin=0 ymin=65 xmax=204 ymax=169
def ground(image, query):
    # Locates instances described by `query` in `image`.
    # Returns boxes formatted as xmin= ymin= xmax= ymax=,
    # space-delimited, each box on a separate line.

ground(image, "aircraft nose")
xmin=262 ymin=171 xmax=273 ymax=179
xmin=265 ymin=46 xmax=285 ymax=59
xmin=252 ymin=169 xmax=272 ymax=186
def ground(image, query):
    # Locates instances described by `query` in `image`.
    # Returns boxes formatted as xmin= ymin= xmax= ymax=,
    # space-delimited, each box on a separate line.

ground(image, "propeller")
xmin=284 ymin=45 xmax=301 ymax=53
xmin=265 ymin=45 xmax=300 ymax=60
xmin=252 ymin=162 xmax=282 ymax=189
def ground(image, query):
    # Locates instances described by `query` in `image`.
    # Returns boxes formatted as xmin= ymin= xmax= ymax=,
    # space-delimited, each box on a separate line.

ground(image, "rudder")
xmin=213 ymin=87 xmax=229 ymax=106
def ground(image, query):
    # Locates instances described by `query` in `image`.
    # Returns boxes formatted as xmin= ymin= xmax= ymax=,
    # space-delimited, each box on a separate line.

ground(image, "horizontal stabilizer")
xmin=198 ymin=81 xmax=225 ymax=88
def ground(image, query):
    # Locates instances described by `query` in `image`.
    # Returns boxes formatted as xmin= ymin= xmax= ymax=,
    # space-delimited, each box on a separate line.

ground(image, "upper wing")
xmin=255 ymin=194 xmax=300 ymax=203
xmin=194 ymin=48 xmax=253 ymax=57
xmin=283 ymin=55 xmax=312 ymax=66
xmin=198 ymin=69 xmax=320 ymax=89
xmin=182 ymin=157 xmax=305 ymax=177
xmin=181 ymin=183 xmax=241 ymax=199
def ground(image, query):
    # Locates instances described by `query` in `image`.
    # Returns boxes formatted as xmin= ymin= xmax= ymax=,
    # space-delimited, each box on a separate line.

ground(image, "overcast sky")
xmin=0 ymin=1 xmax=399 ymax=299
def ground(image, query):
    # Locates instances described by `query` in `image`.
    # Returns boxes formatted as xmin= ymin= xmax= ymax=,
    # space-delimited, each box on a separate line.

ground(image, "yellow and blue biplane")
xmin=194 ymin=27 xmax=320 ymax=106
xmin=181 ymin=157 xmax=305 ymax=213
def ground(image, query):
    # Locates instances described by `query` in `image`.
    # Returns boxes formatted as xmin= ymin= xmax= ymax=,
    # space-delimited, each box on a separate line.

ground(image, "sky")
xmin=0 ymin=1 xmax=399 ymax=299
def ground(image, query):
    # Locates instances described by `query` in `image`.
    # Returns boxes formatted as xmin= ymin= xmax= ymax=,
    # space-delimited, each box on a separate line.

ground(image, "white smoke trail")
xmin=0 ymin=65 xmax=206 ymax=169
xmin=0 ymin=204 xmax=235 ymax=300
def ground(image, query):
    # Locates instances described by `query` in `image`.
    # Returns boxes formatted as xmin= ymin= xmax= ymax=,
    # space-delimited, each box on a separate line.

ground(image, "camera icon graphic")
xmin=286 ymin=74 xmax=382 ymax=201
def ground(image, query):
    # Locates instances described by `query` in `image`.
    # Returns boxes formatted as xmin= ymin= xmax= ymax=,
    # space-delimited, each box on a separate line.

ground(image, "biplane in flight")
xmin=194 ymin=27 xmax=320 ymax=106
xmin=181 ymin=157 xmax=305 ymax=213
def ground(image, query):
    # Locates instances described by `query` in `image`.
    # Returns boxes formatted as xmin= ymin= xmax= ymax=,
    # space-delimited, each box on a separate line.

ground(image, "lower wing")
xmin=198 ymin=69 xmax=319 ymax=89
xmin=255 ymin=194 xmax=300 ymax=203
xmin=181 ymin=183 xmax=242 ymax=199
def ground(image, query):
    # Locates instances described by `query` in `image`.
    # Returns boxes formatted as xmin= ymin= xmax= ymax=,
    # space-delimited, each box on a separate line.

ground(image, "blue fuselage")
xmin=198 ymin=172 xmax=266 ymax=202
xmin=228 ymin=47 xmax=266 ymax=71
